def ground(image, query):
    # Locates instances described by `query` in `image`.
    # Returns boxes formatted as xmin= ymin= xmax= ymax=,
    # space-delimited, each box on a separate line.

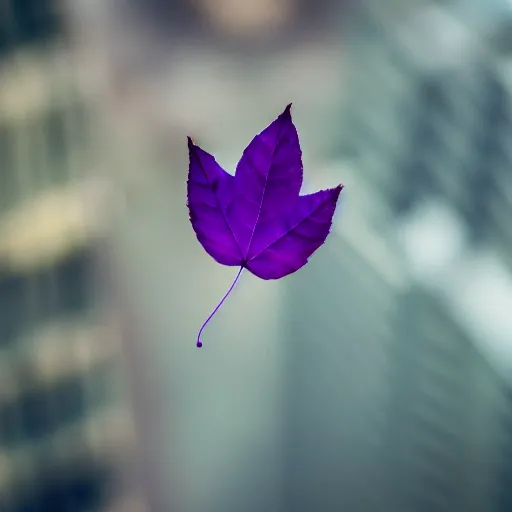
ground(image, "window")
xmin=6 ymin=0 xmax=60 ymax=50
xmin=0 ymin=124 xmax=18 ymax=213
xmin=13 ymin=462 xmax=111 ymax=512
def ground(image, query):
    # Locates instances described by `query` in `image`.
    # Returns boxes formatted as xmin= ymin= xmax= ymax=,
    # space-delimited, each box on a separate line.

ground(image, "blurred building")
xmin=386 ymin=286 xmax=507 ymax=512
xmin=284 ymin=224 xmax=510 ymax=512
xmin=0 ymin=1 xmax=136 ymax=511
xmin=306 ymin=0 xmax=512 ymax=511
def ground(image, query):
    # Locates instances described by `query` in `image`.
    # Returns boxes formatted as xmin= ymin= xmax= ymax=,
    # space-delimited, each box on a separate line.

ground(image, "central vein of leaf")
xmin=245 ymin=121 xmax=286 ymax=259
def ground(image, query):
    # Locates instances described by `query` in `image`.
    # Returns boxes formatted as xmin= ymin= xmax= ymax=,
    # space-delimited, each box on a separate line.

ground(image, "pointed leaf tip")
xmin=332 ymin=183 xmax=344 ymax=202
xmin=187 ymin=136 xmax=194 ymax=148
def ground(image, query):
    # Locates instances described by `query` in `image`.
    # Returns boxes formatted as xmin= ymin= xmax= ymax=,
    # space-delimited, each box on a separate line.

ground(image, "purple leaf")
xmin=187 ymin=105 xmax=344 ymax=348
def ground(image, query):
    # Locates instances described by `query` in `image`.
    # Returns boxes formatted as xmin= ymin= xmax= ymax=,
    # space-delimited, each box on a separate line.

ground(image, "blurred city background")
xmin=0 ymin=0 xmax=511 ymax=511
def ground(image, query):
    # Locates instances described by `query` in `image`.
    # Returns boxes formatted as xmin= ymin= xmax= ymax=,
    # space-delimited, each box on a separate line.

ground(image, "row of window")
xmin=343 ymin=2 xmax=512 ymax=248
xmin=0 ymin=101 xmax=90 ymax=216
xmin=9 ymin=460 xmax=112 ymax=512
xmin=0 ymin=248 xmax=94 ymax=346
xmin=0 ymin=364 xmax=113 ymax=447
xmin=390 ymin=72 xmax=512 ymax=244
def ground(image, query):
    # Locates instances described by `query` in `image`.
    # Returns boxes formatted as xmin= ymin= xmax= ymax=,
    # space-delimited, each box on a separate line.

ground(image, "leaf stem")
xmin=196 ymin=266 xmax=244 ymax=348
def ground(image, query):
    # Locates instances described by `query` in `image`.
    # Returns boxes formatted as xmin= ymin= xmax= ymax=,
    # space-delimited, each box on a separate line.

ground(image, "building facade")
xmin=0 ymin=1 xmax=136 ymax=511
xmin=313 ymin=1 xmax=512 ymax=511
xmin=283 ymin=1 xmax=512 ymax=511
